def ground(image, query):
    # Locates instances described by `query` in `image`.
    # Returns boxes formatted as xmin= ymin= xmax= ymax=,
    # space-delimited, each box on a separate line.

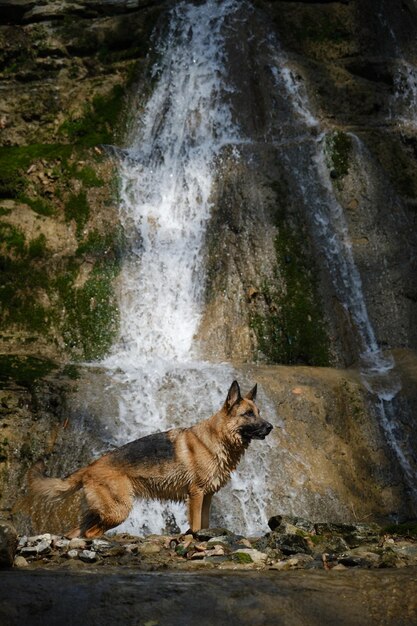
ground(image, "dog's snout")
xmin=264 ymin=422 xmax=273 ymax=434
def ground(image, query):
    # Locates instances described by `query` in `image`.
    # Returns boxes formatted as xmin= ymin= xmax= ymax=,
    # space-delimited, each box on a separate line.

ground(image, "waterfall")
xmin=269 ymin=41 xmax=417 ymax=500
xmin=101 ymin=0 xmax=276 ymax=536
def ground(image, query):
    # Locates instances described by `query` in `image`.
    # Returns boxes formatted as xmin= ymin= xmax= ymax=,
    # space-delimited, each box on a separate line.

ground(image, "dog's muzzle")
xmin=241 ymin=422 xmax=273 ymax=441
xmin=254 ymin=422 xmax=273 ymax=440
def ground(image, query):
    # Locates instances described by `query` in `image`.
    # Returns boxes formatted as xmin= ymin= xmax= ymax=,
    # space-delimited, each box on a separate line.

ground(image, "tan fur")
xmin=28 ymin=381 xmax=272 ymax=537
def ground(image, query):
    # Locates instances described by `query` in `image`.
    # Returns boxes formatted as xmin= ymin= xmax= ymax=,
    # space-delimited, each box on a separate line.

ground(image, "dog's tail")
xmin=28 ymin=460 xmax=86 ymax=501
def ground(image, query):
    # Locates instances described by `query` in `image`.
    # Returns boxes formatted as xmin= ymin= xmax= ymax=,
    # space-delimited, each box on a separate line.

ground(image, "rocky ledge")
xmin=3 ymin=515 xmax=417 ymax=572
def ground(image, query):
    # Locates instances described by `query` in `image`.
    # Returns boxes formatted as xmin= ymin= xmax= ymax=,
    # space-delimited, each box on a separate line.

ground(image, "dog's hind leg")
xmin=80 ymin=476 xmax=134 ymax=537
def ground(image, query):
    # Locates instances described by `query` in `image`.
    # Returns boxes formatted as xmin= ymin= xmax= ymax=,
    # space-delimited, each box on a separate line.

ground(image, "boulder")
xmin=0 ymin=521 xmax=18 ymax=568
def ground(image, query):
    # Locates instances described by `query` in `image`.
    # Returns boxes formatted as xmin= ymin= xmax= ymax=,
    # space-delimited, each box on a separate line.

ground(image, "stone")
xmin=79 ymin=550 xmax=97 ymax=563
xmin=20 ymin=546 xmax=39 ymax=557
xmin=69 ymin=538 xmax=87 ymax=550
xmin=0 ymin=521 xmax=18 ymax=568
xmin=138 ymin=542 xmax=162 ymax=555
xmin=66 ymin=550 xmax=79 ymax=559
xmin=268 ymin=515 xmax=314 ymax=534
xmin=14 ymin=555 xmax=29 ymax=568
xmin=269 ymin=560 xmax=290 ymax=571
xmin=0 ymin=0 xmax=35 ymax=23
xmin=54 ymin=538 xmax=70 ymax=549
xmin=268 ymin=533 xmax=312 ymax=556
xmin=194 ymin=528 xmax=234 ymax=541
xmin=391 ymin=543 xmax=417 ymax=560
xmin=312 ymin=536 xmax=349 ymax=557
xmin=232 ymin=549 xmax=267 ymax=565
xmin=338 ymin=555 xmax=369 ymax=568
xmin=35 ymin=540 xmax=51 ymax=555
xmin=92 ymin=539 xmax=113 ymax=551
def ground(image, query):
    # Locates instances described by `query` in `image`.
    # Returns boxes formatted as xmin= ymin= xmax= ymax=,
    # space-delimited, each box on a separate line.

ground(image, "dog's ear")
xmin=225 ymin=380 xmax=241 ymax=412
xmin=245 ymin=384 xmax=257 ymax=402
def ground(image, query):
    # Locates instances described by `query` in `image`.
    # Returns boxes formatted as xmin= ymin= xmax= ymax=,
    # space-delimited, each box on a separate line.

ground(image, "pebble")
xmin=20 ymin=546 xmax=39 ymax=556
xmin=36 ymin=540 xmax=52 ymax=555
xmin=14 ymin=555 xmax=29 ymax=568
xmin=138 ymin=542 xmax=162 ymax=555
xmin=92 ymin=539 xmax=112 ymax=551
xmin=7 ymin=514 xmax=417 ymax=572
xmin=69 ymin=538 xmax=87 ymax=550
xmin=233 ymin=548 xmax=267 ymax=565
xmin=66 ymin=550 xmax=79 ymax=559
xmin=54 ymin=539 xmax=70 ymax=550
xmin=79 ymin=550 xmax=97 ymax=563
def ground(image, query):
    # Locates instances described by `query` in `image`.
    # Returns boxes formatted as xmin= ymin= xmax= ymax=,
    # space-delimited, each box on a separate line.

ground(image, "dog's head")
xmin=223 ymin=380 xmax=273 ymax=444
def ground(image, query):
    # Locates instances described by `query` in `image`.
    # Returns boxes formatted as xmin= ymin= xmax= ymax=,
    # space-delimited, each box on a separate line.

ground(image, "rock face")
xmin=199 ymin=0 xmax=417 ymax=366
xmin=1 ymin=0 xmax=417 ymax=535
xmin=0 ymin=0 xmax=168 ymax=362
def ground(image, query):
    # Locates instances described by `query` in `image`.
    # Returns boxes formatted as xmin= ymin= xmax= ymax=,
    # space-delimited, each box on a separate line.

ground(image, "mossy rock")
xmin=382 ymin=521 xmax=417 ymax=538
xmin=58 ymin=85 xmax=126 ymax=147
xmin=250 ymin=187 xmax=330 ymax=366
xmin=325 ymin=131 xmax=352 ymax=181
xmin=232 ymin=551 xmax=253 ymax=564
xmin=0 ymin=355 xmax=57 ymax=387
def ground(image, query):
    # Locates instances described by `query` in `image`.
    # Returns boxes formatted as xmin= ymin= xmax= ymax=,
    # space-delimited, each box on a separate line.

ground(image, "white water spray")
xmin=102 ymin=0 xmax=275 ymax=536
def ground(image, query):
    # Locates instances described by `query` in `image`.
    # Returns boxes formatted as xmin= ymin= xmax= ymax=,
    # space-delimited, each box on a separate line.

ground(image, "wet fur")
xmin=28 ymin=381 xmax=272 ymax=538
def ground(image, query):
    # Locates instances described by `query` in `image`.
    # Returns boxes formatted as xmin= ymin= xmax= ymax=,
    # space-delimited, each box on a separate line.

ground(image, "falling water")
xmin=102 ymin=0 xmax=276 ymax=536
xmin=270 ymin=42 xmax=417 ymax=498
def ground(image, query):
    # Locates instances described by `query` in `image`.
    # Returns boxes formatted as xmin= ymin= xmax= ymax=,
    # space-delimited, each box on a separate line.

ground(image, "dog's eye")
xmin=244 ymin=411 xmax=255 ymax=418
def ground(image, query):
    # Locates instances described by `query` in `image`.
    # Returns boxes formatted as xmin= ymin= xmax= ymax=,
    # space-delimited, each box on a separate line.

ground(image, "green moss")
xmin=65 ymin=191 xmax=90 ymax=238
xmin=0 ymin=144 xmax=73 ymax=199
xmin=0 ymin=355 xmax=57 ymax=387
xmin=58 ymin=85 xmax=125 ymax=146
xmin=232 ymin=552 xmax=253 ymax=564
xmin=19 ymin=195 xmax=55 ymax=217
xmin=0 ymin=222 xmax=26 ymax=255
xmin=382 ymin=522 xmax=417 ymax=538
xmin=28 ymin=234 xmax=47 ymax=259
xmin=250 ymin=187 xmax=330 ymax=366
xmin=0 ymin=225 xmax=51 ymax=332
xmin=62 ymin=364 xmax=80 ymax=380
xmin=76 ymin=227 xmax=125 ymax=260
xmin=72 ymin=165 xmax=104 ymax=188
xmin=251 ymin=219 xmax=329 ymax=366
xmin=325 ymin=131 xmax=352 ymax=180
xmin=56 ymin=262 xmax=119 ymax=361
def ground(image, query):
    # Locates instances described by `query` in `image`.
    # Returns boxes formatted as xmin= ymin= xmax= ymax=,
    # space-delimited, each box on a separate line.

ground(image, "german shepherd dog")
xmin=29 ymin=381 xmax=273 ymax=537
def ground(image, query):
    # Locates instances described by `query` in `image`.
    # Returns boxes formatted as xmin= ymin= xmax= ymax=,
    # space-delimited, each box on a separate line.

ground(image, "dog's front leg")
xmin=201 ymin=494 xmax=212 ymax=530
xmin=188 ymin=488 xmax=204 ymax=532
